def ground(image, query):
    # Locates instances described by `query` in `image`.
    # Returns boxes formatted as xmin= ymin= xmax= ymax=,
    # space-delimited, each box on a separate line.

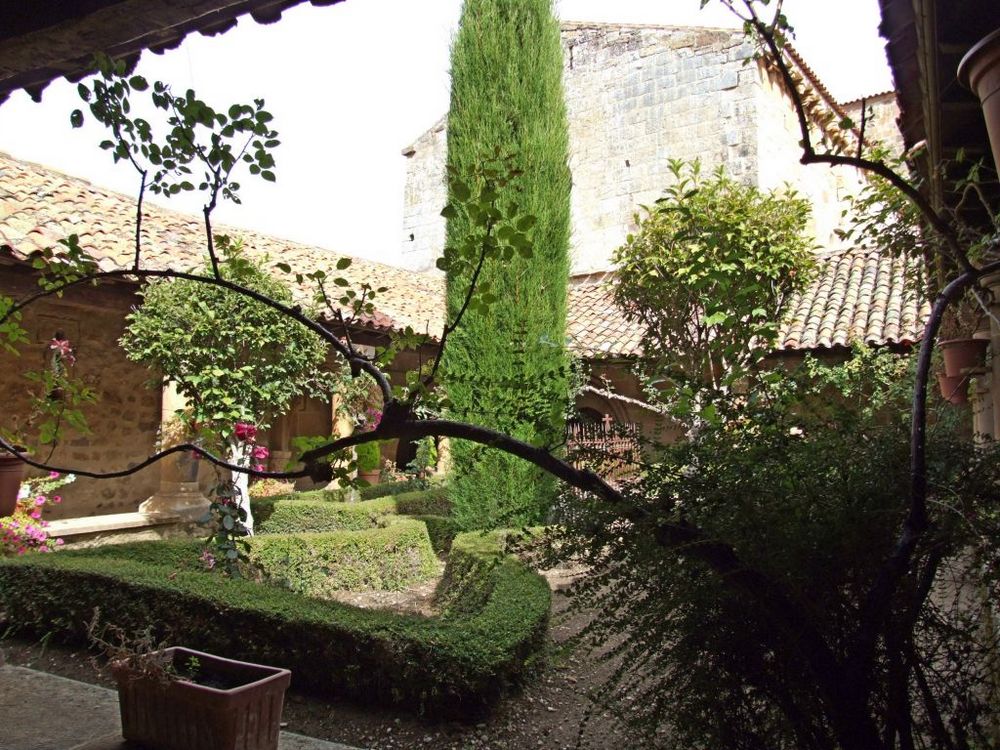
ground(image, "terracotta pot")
xmin=358 ymin=470 xmax=381 ymax=486
xmin=0 ymin=452 xmax=27 ymax=517
xmin=112 ymin=647 xmax=291 ymax=750
xmin=937 ymin=372 xmax=970 ymax=405
xmin=938 ymin=337 xmax=989 ymax=377
xmin=959 ymin=28 xmax=1000 ymax=174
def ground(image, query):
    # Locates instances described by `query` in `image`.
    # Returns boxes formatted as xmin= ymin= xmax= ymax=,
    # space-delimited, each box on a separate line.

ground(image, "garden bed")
xmin=0 ymin=525 xmax=549 ymax=715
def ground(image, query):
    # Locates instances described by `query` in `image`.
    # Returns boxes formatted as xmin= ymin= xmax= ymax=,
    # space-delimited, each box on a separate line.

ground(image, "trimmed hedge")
xmin=393 ymin=486 xmax=452 ymax=517
xmin=0 ymin=530 xmax=550 ymax=715
xmin=358 ymin=478 xmax=428 ymax=500
xmin=253 ymin=497 xmax=396 ymax=533
xmin=410 ymin=515 xmax=460 ymax=555
xmin=249 ymin=519 xmax=438 ymax=596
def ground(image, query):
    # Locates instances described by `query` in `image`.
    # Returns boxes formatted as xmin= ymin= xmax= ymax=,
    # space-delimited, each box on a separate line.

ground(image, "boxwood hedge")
xmin=250 ymin=519 xmax=439 ymax=597
xmin=0 ymin=530 xmax=549 ymax=715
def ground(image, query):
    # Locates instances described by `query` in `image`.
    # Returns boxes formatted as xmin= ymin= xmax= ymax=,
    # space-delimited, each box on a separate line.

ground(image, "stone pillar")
xmin=139 ymin=382 xmax=209 ymax=519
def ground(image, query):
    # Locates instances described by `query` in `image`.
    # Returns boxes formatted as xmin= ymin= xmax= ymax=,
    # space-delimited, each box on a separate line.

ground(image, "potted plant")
xmin=89 ymin=612 xmax=291 ymax=750
xmin=959 ymin=27 xmax=1000 ymax=174
xmin=936 ymin=294 xmax=989 ymax=379
xmin=355 ymin=440 xmax=382 ymax=486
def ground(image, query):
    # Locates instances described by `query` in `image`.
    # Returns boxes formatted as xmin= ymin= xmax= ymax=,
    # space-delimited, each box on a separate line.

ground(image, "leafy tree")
xmin=613 ymin=159 xmax=814 ymax=408
xmin=119 ymin=236 xmax=331 ymax=531
xmin=440 ymin=0 xmax=572 ymax=530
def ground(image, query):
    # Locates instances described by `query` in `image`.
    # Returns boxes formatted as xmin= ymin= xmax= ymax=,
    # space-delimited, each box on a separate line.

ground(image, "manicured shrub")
xmin=393 ymin=486 xmax=452 ymax=517
xmin=358 ymin=477 xmax=429 ymax=500
xmin=252 ymin=497 xmax=395 ymax=533
xmin=249 ymin=519 xmax=438 ymax=596
xmin=442 ymin=0 xmax=571 ymax=531
xmin=354 ymin=441 xmax=381 ymax=473
xmin=410 ymin=515 xmax=461 ymax=555
xmin=0 ymin=528 xmax=550 ymax=714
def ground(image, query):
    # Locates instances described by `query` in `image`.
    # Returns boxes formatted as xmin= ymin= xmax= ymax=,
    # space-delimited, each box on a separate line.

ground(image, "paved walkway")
xmin=0 ymin=664 xmax=361 ymax=750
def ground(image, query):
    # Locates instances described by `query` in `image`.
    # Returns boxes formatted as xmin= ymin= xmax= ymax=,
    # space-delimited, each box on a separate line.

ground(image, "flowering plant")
xmin=0 ymin=471 xmax=72 ymax=555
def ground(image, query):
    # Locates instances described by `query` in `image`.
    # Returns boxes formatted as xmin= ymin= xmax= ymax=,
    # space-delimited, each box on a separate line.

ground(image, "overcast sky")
xmin=0 ymin=0 xmax=892 ymax=267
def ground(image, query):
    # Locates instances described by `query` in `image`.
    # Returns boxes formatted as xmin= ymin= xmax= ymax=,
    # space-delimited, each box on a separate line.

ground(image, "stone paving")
xmin=0 ymin=664 xmax=361 ymax=750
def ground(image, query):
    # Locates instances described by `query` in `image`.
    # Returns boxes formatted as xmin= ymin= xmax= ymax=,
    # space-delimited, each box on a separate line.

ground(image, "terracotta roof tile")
xmin=0 ymin=151 xmax=444 ymax=337
xmin=0 ymin=153 xmax=928 ymax=358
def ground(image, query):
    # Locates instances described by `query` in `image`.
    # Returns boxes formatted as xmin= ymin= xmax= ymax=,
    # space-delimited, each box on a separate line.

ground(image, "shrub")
xmin=252 ymin=496 xmax=395 ymax=533
xmin=393 ymin=486 xmax=452 ymax=517
xmin=410 ymin=515 xmax=461 ymax=555
xmin=358 ymin=477 xmax=429 ymax=500
xmin=0 ymin=528 xmax=550 ymax=714
xmin=354 ymin=441 xmax=381 ymax=473
xmin=249 ymin=519 xmax=438 ymax=596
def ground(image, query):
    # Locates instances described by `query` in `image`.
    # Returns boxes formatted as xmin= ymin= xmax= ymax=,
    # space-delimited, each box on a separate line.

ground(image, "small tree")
xmin=120 ymin=236 xmax=331 ymax=532
xmin=612 ymin=158 xmax=814 ymax=417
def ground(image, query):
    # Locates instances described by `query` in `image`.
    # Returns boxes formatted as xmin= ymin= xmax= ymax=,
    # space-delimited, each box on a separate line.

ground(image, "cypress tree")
xmin=442 ymin=0 xmax=571 ymax=530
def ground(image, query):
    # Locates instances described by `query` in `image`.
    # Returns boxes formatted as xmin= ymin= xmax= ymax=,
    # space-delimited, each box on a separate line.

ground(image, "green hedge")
xmin=393 ymin=487 xmax=452 ymax=517
xmin=249 ymin=519 xmax=438 ymax=597
xmin=253 ymin=497 xmax=396 ymax=533
xmin=358 ymin=478 xmax=429 ymax=500
xmin=410 ymin=515 xmax=460 ymax=555
xmin=0 ymin=530 xmax=549 ymax=715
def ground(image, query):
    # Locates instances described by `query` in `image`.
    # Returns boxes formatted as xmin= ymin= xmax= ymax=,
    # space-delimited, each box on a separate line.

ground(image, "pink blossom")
xmin=54 ymin=538 xmax=64 ymax=546
xmin=234 ymin=422 xmax=257 ymax=442
xmin=30 ymin=511 xmax=41 ymax=520
xmin=53 ymin=496 xmax=61 ymax=504
xmin=252 ymin=445 xmax=270 ymax=460
xmin=35 ymin=497 xmax=46 ymax=506
xmin=49 ymin=471 xmax=60 ymax=479
xmin=49 ymin=338 xmax=76 ymax=366
xmin=252 ymin=463 xmax=265 ymax=472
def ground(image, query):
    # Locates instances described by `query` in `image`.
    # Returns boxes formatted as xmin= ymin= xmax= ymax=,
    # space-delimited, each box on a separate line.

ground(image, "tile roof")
xmin=0 ymin=151 xmax=443 ymax=336
xmin=568 ymin=248 xmax=929 ymax=359
xmin=776 ymin=248 xmax=929 ymax=351
xmin=0 ymin=153 xmax=928 ymax=358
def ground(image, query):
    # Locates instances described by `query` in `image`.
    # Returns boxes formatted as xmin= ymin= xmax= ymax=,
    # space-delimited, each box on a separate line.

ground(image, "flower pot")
xmin=959 ymin=28 xmax=1000 ymax=174
xmin=111 ymin=647 xmax=291 ymax=750
xmin=358 ymin=469 xmax=381 ymax=486
xmin=937 ymin=372 xmax=970 ymax=405
xmin=938 ymin=337 xmax=989 ymax=377
xmin=0 ymin=452 xmax=27 ymax=517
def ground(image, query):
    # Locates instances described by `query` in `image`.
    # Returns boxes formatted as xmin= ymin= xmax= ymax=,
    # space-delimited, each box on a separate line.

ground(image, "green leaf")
xmin=336 ymin=257 xmax=352 ymax=270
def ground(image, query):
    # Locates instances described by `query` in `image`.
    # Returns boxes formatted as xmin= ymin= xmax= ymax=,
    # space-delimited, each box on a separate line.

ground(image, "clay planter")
xmin=111 ymin=647 xmax=291 ymax=750
xmin=358 ymin=469 xmax=381 ymax=486
xmin=959 ymin=28 xmax=1000 ymax=174
xmin=937 ymin=373 xmax=970 ymax=405
xmin=938 ymin=337 xmax=989 ymax=377
xmin=0 ymin=452 xmax=27 ymax=517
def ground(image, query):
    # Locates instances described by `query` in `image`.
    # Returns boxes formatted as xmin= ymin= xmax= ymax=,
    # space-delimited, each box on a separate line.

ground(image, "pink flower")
xmin=49 ymin=471 xmax=60 ymax=479
xmin=30 ymin=511 xmax=41 ymax=520
xmin=252 ymin=445 xmax=270 ymax=460
xmin=252 ymin=463 xmax=265 ymax=472
xmin=53 ymin=495 xmax=62 ymax=504
xmin=49 ymin=338 xmax=76 ymax=366
xmin=234 ymin=422 xmax=257 ymax=442
xmin=35 ymin=497 xmax=45 ymax=506
xmin=55 ymin=538 xmax=64 ymax=546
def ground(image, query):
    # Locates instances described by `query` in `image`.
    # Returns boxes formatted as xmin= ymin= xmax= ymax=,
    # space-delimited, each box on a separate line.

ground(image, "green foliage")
xmin=354 ymin=440 xmax=381 ymax=472
xmin=409 ymin=515 xmax=460 ymax=555
xmin=548 ymin=348 xmax=1000 ymax=748
xmin=0 ymin=526 xmax=549 ymax=715
xmin=248 ymin=519 xmax=439 ymax=596
xmin=252 ymin=496 xmax=395 ymax=533
xmin=119 ymin=237 xmax=331 ymax=437
xmin=357 ymin=477 xmax=429 ymax=500
xmin=442 ymin=0 xmax=571 ymax=530
xmin=612 ymin=159 xmax=814 ymax=416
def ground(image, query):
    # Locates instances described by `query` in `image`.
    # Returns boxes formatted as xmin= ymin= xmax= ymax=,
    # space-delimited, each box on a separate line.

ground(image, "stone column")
xmin=139 ymin=382 xmax=209 ymax=519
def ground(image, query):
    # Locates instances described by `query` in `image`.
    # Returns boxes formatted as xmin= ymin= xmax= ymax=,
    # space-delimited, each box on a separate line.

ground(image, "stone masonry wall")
xmin=0 ymin=270 xmax=161 ymax=520
xmin=400 ymin=22 xmax=902 ymax=275
xmin=400 ymin=23 xmax=758 ymax=274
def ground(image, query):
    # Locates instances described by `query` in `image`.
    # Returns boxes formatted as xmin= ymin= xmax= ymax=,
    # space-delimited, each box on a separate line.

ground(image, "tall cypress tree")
xmin=442 ymin=0 xmax=571 ymax=530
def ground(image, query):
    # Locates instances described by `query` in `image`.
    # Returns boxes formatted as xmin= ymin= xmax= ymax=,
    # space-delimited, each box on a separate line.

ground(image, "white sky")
xmin=0 ymin=0 xmax=891 ymax=267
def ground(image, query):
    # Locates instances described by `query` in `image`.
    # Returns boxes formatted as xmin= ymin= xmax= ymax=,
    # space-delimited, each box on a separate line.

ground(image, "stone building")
xmin=400 ymin=22 xmax=903 ymax=277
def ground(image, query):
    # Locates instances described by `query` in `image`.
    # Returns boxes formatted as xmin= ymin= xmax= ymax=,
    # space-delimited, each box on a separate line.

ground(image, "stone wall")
xmin=0 ymin=268 xmax=161 ymax=520
xmin=400 ymin=22 xmax=897 ymax=275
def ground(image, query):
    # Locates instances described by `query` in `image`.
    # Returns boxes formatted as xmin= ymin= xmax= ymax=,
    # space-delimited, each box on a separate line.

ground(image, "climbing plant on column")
xmin=441 ymin=0 xmax=572 ymax=530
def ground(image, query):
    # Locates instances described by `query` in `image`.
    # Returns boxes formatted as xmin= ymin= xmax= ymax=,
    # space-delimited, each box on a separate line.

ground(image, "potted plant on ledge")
xmin=89 ymin=612 xmax=291 ymax=750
